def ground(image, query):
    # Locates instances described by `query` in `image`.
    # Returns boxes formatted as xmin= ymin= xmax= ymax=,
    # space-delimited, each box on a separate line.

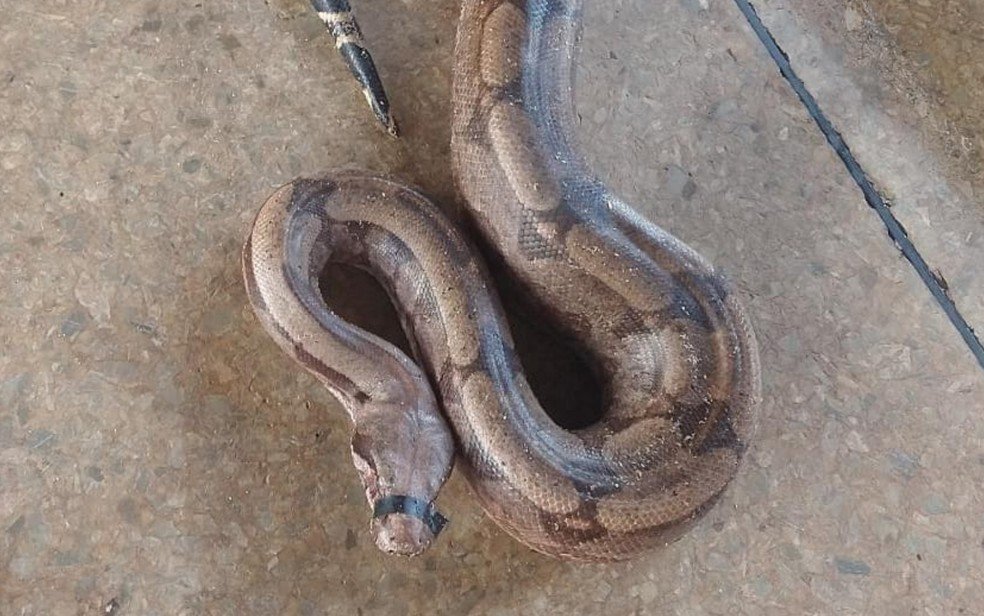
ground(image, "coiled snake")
xmin=243 ymin=0 xmax=761 ymax=561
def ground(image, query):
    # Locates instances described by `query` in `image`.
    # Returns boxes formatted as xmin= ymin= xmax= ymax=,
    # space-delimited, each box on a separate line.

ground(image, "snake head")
xmin=348 ymin=399 xmax=454 ymax=556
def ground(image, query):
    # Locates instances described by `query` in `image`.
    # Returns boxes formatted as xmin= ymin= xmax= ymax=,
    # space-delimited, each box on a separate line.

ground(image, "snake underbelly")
xmin=243 ymin=0 xmax=760 ymax=562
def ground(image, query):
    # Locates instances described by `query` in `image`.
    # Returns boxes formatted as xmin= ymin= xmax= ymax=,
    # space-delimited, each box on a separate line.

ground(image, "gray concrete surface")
xmin=1 ymin=0 xmax=982 ymax=614
xmin=756 ymin=0 xmax=984 ymax=343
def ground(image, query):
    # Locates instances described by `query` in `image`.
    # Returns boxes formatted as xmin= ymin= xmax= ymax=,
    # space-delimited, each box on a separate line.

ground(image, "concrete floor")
xmin=1 ymin=0 xmax=982 ymax=614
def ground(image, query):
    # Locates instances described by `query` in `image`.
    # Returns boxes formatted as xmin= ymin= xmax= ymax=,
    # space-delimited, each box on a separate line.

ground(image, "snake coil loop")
xmin=243 ymin=0 xmax=760 ymax=561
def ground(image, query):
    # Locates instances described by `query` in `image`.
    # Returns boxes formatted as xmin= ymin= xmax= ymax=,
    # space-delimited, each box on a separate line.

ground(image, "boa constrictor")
xmin=243 ymin=0 xmax=761 ymax=562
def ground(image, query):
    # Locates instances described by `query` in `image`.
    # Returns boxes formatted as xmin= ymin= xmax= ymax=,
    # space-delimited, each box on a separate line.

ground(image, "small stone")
xmin=8 ymin=555 xmax=35 ymax=578
xmin=0 ymin=417 xmax=12 ymax=447
xmin=219 ymin=34 xmax=242 ymax=52
xmin=845 ymin=430 xmax=869 ymax=453
xmin=921 ymin=494 xmax=950 ymax=516
xmin=1 ymin=154 xmax=23 ymax=171
xmin=663 ymin=164 xmax=698 ymax=200
xmin=182 ymin=158 xmax=202 ymax=174
xmin=637 ymin=581 xmax=658 ymax=603
xmin=845 ymin=7 xmax=863 ymax=31
xmin=58 ymin=80 xmax=77 ymax=100
xmin=679 ymin=0 xmax=708 ymax=14
xmin=184 ymin=116 xmax=213 ymax=130
xmin=755 ymin=451 xmax=773 ymax=468
xmin=710 ymin=98 xmax=740 ymax=122
xmin=168 ymin=440 xmax=186 ymax=469
xmin=201 ymin=303 xmax=236 ymax=335
xmin=6 ymin=515 xmax=25 ymax=536
xmin=28 ymin=429 xmax=56 ymax=450
xmin=117 ymin=498 xmax=140 ymax=525
xmin=74 ymin=272 xmax=112 ymax=324
xmin=888 ymin=450 xmax=920 ymax=479
xmin=779 ymin=542 xmax=802 ymax=561
xmin=749 ymin=575 xmax=773 ymax=598
xmin=60 ymin=311 xmax=89 ymax=338
xmin=0 ymin=373 xmax=30 ymax=409
xmin=834 ymin=557 xmax=871 ymax=576
xmin=132 ymin=321 xmax=157 ymax=336
xmin=54 ymin=549 xmax=83 ymax=567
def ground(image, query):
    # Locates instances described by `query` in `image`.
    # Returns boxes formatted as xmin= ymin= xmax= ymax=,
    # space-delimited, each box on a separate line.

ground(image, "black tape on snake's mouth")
xmin=372 ymin=495 xmax=448 ymax=536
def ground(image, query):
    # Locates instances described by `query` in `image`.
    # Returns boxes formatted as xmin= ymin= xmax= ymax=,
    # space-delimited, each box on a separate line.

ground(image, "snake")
xmin=242 ymin=0 xmax=761 ymax=562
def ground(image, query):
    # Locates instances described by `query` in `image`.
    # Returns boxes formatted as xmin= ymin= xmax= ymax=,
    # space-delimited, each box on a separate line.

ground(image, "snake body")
xmin=243 ymin=0 xmax=760 ymax=561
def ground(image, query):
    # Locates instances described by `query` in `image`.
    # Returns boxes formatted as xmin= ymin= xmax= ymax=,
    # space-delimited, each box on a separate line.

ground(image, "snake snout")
xmin=372 ymin=514 xmax=437 ymax=557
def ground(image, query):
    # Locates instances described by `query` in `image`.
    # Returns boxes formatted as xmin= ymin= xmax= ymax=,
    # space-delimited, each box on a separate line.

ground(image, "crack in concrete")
xmin=733 ymin=0 xmax=984 ymax=371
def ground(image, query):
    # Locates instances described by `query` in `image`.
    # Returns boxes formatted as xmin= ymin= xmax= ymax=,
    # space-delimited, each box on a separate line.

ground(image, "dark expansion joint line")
xmin=732 ymin=0 xmax=984 ymax=371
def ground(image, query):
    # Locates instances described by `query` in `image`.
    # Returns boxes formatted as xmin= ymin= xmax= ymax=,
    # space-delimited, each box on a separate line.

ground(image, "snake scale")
xmin=243 ymin=0 xmax=761 ymax=561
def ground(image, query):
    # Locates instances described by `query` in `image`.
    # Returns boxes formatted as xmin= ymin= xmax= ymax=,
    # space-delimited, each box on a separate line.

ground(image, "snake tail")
xmin=310 ymin=0 xmax=398 ymax=137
